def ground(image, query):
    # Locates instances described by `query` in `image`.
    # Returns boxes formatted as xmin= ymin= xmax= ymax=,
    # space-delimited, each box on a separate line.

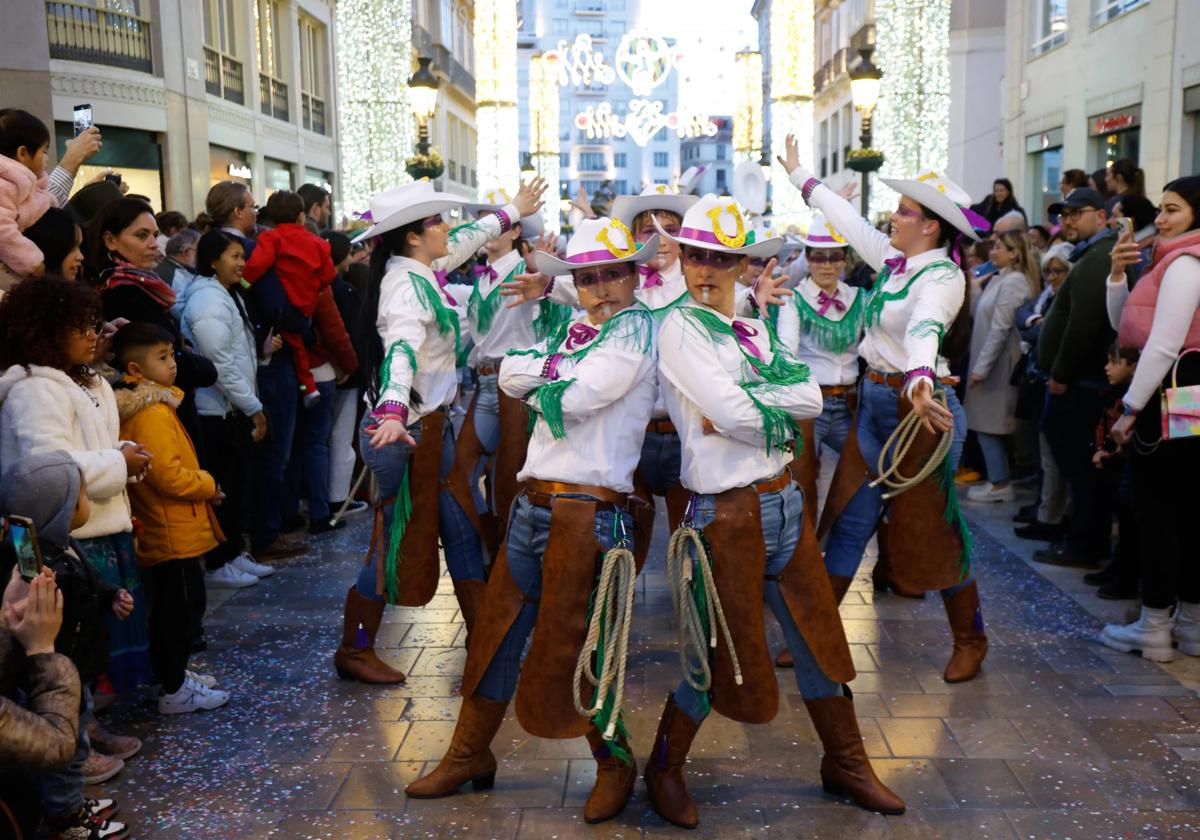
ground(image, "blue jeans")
xmin=813 ymin=393 xmax=854 ymax=457
xmin=354 ymin=412 xmax=486 ymax=601
xmin=251 ymin=351 xmax=299 ymax=551
xmin=285 ymin=378 xmax=336 ymax=523
xmin=475 ymin=495 xmax=633 ymax=702
xmin=468 ymin=373 xmax=501 ymax=515
xmin=37 ymin=686 xmax=91 ymax=818
xmin=639 ymin=428 xmax=683 ymax=496
xmin=674 ymin=481 xmax=840 ymax=724
xmin=823 ymin=378 xmax=971 ymax=593
xmin=976 ymin=432 xmax=1010 ymax=484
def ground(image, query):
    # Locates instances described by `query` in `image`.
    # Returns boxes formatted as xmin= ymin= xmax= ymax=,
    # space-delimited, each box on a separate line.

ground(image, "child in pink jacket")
xmin=0 ymin=109 xmax=56 ymax=278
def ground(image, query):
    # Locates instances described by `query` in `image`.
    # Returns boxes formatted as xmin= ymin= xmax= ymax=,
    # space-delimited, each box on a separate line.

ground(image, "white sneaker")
xmin=230 ymin=552 xmax=275 ymax=578
xmin=186 ymin=669 xmax=218 ymax=689
xmin=205 ymin=564 xmax=259 ymax=589
xmin=966 ymin=482 xmax=1016 ymax=503
xmin=332 ymin=500 xmax=370 ymax=519
xmin=159 ymin=680 xmax=230 ymax=714
xmin=1099 ymin=605 xmax=1177 ymax=662
xmin=1173 ymin=602 xmax=1200 ymax=657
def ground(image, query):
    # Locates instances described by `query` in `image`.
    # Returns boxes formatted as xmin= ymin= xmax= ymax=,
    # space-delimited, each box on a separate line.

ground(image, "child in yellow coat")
xmin=113 ymin=322 xmax=232 ymax=715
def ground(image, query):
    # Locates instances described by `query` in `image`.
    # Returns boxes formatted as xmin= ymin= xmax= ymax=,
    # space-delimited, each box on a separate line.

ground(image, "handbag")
xmin=1160 ymin=349 xmax=1200 ymax=440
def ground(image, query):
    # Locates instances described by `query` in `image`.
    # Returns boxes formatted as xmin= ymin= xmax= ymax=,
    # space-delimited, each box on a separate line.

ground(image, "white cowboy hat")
xmin=653 ymin=193 xmax=783 ymax=258
xmin=536 ymin=217 xmax=659 ymax=276
xmin=464 ymin=187 xmax=544 ymax=240
xmin=732 ymin=159 xmax=768 ymax=215
xmin=678 ymin=166 xmax=707 ymax=195
xmin=797 ymin=212 xmax=849 ymax=249
xmin=880 ymin=170 xmax=982 ymax=241
xmin=610 ymin=185 xmax=699 ymax=229
xmin=353 ymin=180 xmax=463 ymax=242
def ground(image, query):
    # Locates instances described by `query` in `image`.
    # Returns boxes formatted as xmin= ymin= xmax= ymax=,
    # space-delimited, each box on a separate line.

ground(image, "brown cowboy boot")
xmin=405 ymin=695 xmax=508 ymax=798
xmin=942 ymin=581 xmax=988 ymax=683
xmin=872 ymin=524 xmax=925 ymax=599
xmin=805 ymin=691 xmax=905 ymax=815
xmin=584 ymin=726 xmax=637 ymax=824
xmin=453 ymin=578 xmax=488 ymax=644
xmin=777 ymin=574 xmax=853 ymax=668
xmin=333 ymin=587 xmax=407 ymax=684
xmin=644 ymin=693 xmax=701 ymax=829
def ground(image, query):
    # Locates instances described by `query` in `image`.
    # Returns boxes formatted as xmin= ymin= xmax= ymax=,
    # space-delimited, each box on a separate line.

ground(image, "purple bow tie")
xmin=883 ymin=254 xmax=907 ymax=276
xmin=474 ymin=264 xmax=498 ymax=282
xmin=565 ymin=322 xmax=599 ymax=351
xmin=639 ymin=265 xmax=663 ymax=288
xmin=731 ymin=320 xmax=765 ymax=362
xmin=433 ymin=270 xmax=457 ymax=306
xmin=816 ymin=289 xmax=846 ymax=316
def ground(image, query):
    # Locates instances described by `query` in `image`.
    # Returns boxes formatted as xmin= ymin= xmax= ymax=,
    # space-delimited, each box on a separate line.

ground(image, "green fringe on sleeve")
xmin=447 ymin=219 xmax=484 ymax=245
xmin=741 ymin=382 xmax=803 ymax=455
xmin=529 ymin=378 xmax=576 ymax=439
xmin=937 ymin=453 xmax=974 ymax=581
xmin=908 ymin=318 xmax=945 ymax=342
xmin=408 ymin=271 xmax=461 ymax=353
xmin=378 ymin=340 xmax=417 ymax=399
xmin=383 ymin=471 xmax=413 ymax=604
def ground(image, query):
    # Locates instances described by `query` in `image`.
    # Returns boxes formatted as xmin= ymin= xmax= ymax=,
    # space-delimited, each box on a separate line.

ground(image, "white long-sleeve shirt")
xmin=465 ymin=248 xmax=544 ymax=363
xmin=375 ymin=206 xmax=516 ymax=418
xmin=658 ymin=304 xmax=823 ymax=494
xmin=499 ymin=304 xmax=656 ymax=493
xmin=1106 ymin=256 xmax=1200 ymax=411
xmin=792 ymin=172 xmax=964 ymax=396
xmin=775 ymin=277 xmax=862 ymax=387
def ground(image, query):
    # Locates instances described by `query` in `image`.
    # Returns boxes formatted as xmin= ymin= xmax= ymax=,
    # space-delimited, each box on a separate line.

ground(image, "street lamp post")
xmin=848 ymin=47 xmax=884 ymax=218
xmin=406 ymin=56 xmax=443 ymax=180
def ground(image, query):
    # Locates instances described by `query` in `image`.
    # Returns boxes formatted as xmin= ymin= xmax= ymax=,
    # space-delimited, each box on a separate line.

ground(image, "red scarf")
xmin=101 ymin=257 xmax=177 ymax=310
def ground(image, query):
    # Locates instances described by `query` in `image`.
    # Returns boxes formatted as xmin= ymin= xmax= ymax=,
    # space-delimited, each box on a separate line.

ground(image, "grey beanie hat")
xmin=0 ymin=451 xmax=83 ymax=546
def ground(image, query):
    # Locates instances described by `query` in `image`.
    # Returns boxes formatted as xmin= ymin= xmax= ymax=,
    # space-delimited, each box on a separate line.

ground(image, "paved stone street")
xmin=96 ymin=482 xmax=1200 ymax=839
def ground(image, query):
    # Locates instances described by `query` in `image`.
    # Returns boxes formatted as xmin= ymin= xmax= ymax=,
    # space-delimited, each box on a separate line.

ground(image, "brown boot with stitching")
xmin=333 ymin=587 xmax=407 ymax=684
xmin=805 ymin=691 xmax=906 ymax=815
xmin=405 ymin=695 xmax=508 ymax=798
xmin=644 ymin=693 xmax=701 ymax=829
xmin=941 ymin=581 xmax=988 ymax=683
xmin=584 ymin=726 xmax=636 ymax=823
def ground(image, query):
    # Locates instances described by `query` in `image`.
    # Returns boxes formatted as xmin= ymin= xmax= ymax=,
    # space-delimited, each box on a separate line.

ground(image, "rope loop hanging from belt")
xmin=869 ymin=389 xmax=954 ymax=501
xmin=666 ymin=526 xmax=743 ymax=693
xmin=573 ymin=544 xmax=638 ymax=740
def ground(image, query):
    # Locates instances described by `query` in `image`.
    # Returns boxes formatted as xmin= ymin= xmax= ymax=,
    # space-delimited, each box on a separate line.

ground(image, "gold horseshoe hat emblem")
xmin=597 ymin=219 xmax=637 ymax=258
xmin=706 ymin=202 xmax=747 ymax=248
xmin=916 ymin=171 xmax=948 ymax=194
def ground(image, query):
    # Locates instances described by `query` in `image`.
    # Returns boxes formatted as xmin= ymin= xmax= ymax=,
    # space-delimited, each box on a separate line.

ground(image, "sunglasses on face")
xmin=682 ymin=246 xmax=740 ymax=270
xmin=573 ymin=265 xmax=632 ymax=288
xmin=72 ymin=320 xmax=106 ymax=338
xmin=807 ymin=252 xmax=846 ymax=265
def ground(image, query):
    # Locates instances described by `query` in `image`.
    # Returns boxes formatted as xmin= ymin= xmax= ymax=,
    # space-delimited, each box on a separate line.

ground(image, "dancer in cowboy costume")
xmin=405 ymin=217 xmax=658 ymax=823
xmin=778 ymin=133 xmax=988 ymax=684
xmin=645 ymin=194 xmax=904 ymax=828
xmin=331 ymin=178 xmax=546 ymax=685
xmin=443 ymin=189 xmax=570 ymax=584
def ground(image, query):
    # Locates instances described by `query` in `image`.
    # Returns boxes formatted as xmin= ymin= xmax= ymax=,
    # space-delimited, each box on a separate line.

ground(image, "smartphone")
xmin=5 ymin=515 xmax=43 ymax=581
xmin=972 ymin=260 xmax=995 ymax=279
xmin=73 ymin=104 xmax=93 ymax=136
xmin=104 ymin=173 xmax=122 ymax=186
xmin=1115 ymin=217 xmax=1134 ymax=238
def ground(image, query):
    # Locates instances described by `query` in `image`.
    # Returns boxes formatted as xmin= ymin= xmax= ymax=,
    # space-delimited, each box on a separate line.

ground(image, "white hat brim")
xmin=796 ymin=234 xmax=850 ymax=249
xmin=352 ymin=194 xmax=464 ymax=243
xmin=880 ymin=177 xmax=981 ymax=241
xmin=653 ymin=216 xmax=782 ymax=258
xmin=609 ymin=194 xmax=699 ymax=228
xmin=536 ymin=233 xmax=660 ymax=276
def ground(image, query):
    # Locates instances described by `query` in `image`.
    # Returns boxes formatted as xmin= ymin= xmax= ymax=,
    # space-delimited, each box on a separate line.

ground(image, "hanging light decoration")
xmin=733 ymin=50 xmax=763 ymax=166
xmin=334 ymin=0 xmax=415 ymax=216
xmin=474 ymin=0 xmax=520 ymax=198
xmin=529 ymin=52 xmax=562 ymax=233
xmin=768 ymin=0 xmax=814 ymax=229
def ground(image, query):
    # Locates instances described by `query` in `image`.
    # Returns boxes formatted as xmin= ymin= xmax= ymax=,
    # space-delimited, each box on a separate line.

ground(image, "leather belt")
xmin=524 ymin=478 xmax=629 ymax=511
xmin=646 ymin=418 xmax=677 ymax=435
xmin=478 ymin=364 xmax=500 ymax=376
xmin=752 ymin=470 xmax=792 ymax=495
xmin=820 ymin=384 xmax=855 ymax=398
xmin=866 ymin=368 xmax=956 ymax=389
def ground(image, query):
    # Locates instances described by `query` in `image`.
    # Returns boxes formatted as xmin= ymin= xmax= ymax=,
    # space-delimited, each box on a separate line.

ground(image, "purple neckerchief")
xmin=639 ymin=264 xmax=663 ymax=288
xmin=433 ymin=270 xmax=457 ymax=306
xmin=474 ymin=263 xmax=498 ymax=282
xmin=883 ymin=254 xmax=907 ymax=276
xmin=731 ymin=320 xmax=765 ymax=362
xmin=816 ymin=289 xmax=846 ymax=316
xmin=564 ymin=321 xmax=599 ymax=351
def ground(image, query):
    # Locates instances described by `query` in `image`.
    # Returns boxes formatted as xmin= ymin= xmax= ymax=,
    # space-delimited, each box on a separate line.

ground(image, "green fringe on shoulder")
xmin=533 ymin=299 xmax=573 ymax=341
xmin=678 ymin=306 xmax=810 ymax=387
xmin=383 ymin=472 xmax=413 ymax=604
xmin=793 ymin=289 xmax=864 ymax=354
xmin=468 ymin=281 xmax=502 ymax=336
xmin=937 ymin=453 xmax=974 ymax=581
xmin=408 ymin=271 xmax=461 ymax=352
xmin=530 ymin=377 xmax=575 ymax=439
xmin=863 ymin=261 xmax=957 ymax=329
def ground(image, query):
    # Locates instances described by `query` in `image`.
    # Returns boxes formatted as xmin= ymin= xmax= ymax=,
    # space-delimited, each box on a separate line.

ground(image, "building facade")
xmin=680 ymin=116 xmax=733 ymax=196
xmin=517 ymin=0 xmax=683 ymax=200
xmin=1002 ymin=0 xmax=1200 ymax=222
xmin=2 ymin=0 xmax=340 ymax=215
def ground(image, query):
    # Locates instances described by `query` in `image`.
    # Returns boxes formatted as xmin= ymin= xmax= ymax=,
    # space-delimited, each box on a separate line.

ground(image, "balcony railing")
xmin=814 ymin=47 xmax=850 ymax=95
xmin=203 ymin=47 xmax=244 ymax=105
xmin=45 ymin=1 xmax=153 ymax=73
xmin=302 ymin=92 xmax=326 ymax=135
xmin=259 ymin=74 xmax=289 ymax=122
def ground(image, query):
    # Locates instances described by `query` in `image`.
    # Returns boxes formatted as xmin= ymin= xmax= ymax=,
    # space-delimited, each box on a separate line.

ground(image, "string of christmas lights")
xmin=768 ymin=0 xmax=814 ymax=229
xmin=529 ymin=52 xmax=561 ymax=233
xmin=474 ymin=0 xmax=520 ymax=196
xmin=734 ymin=50 xmax=763 ymax=165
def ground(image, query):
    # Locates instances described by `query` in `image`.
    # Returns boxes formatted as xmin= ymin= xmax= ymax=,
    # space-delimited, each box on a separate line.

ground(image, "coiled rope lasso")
xmin=868 ymin=389 xmax=954 ymax=500
xmin=573 ymin=545 xmax=638 ymax=739
xmin=665 ymin=526 xmax=742 ymax=692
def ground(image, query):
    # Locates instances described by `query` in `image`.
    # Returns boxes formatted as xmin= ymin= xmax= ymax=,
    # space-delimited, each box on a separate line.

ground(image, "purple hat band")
xmin=806 ymin=232 xmax=840 ymax=244
xmin=568 ymin=247 xmax=637 ymax=264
